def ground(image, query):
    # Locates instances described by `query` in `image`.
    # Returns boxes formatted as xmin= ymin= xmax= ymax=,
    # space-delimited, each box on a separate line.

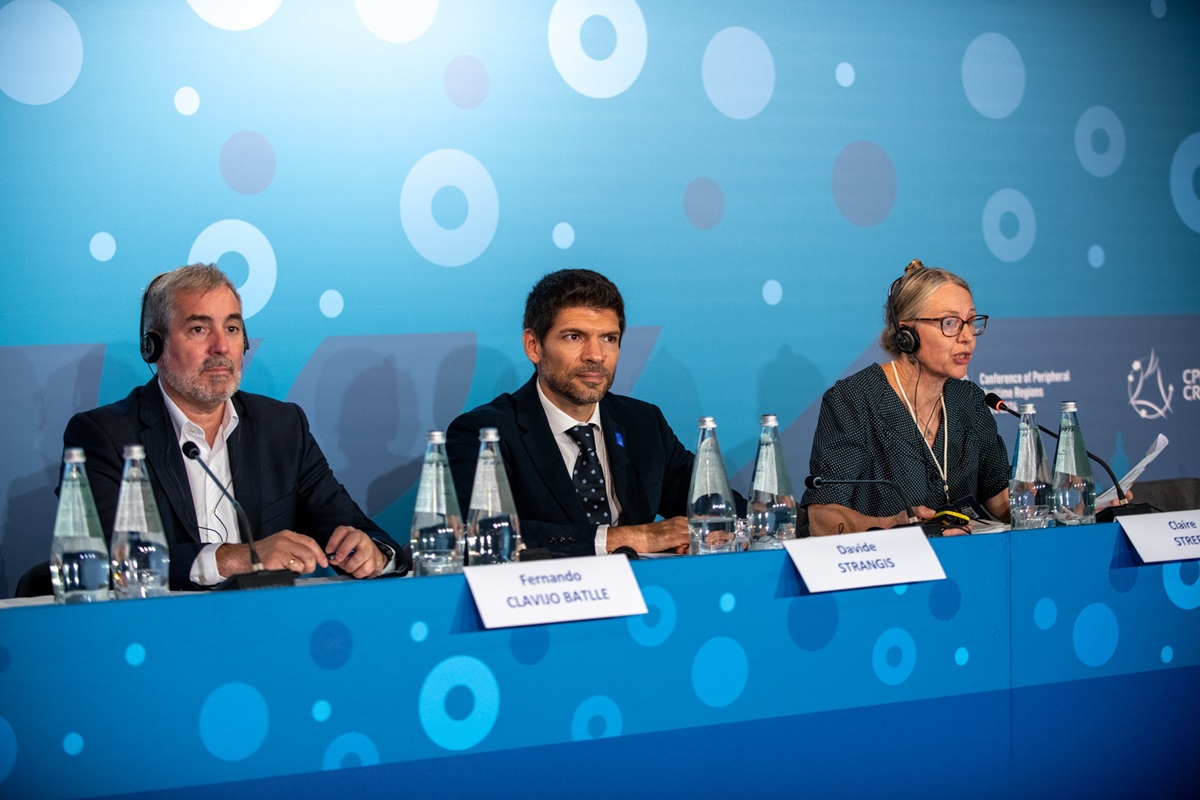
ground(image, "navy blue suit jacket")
xmin=62 ymin=378 xmax=399 ymax=590
xmin=446 ymin=375 xmax=695 ymax=557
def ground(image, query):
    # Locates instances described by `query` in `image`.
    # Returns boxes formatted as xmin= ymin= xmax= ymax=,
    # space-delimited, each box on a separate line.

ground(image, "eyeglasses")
xmin=910 ymin=315 xmax=989 ymax=337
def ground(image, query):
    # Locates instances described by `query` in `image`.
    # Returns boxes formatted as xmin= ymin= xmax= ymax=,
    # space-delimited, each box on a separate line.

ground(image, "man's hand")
xmin=607 ymin=516 xmax=690 ymax=554
xmin=326 ymin=526 xmax=386 ymax=579
xmin=217 ymin=530 xmax=329 ymax=576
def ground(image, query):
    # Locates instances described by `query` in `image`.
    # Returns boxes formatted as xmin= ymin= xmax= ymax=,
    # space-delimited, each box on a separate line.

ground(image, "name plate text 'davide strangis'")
xmin=784 ymin=527 xmax=946 ymax=593
xmin=464 ymin=555 xmax=647 ymax=629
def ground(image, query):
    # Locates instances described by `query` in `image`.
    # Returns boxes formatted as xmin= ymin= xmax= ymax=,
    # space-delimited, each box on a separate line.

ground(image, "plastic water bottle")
xmin=1008 ymin=403 xmax=1054 ymax=529
xmin=110 ymin=445 xmax=171 ymax=598
xmin=1051 ymin=401 xmax=1096 ymax=526
xmin=746 ymin=414 xmax=797 ymax=549
xmin=465 ymin=428 xmax=523 ymax=565
xmin=411 ymin=431 xmax=464 ymax=576
xmin=688 ymin=417 xmax=738 ymax=555
xmin=49 ymin=448 xmax=111 ymax=603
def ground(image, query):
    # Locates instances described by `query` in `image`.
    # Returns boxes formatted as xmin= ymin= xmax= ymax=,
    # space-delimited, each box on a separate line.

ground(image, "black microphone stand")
xmin=805 ymin=475 xmax=949 ymax=538
xmin=182 ymin=441 xmax=295 ymax=591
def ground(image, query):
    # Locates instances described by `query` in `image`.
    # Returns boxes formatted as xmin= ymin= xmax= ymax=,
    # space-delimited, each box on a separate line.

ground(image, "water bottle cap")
xmin=479 ymin=427 xmax=500 ymax=442
xmin=1060 ymin=401 xmax=1077 ymax=412
xmin=427 ymin=430 xmax=446 ymax=444
xmin=63 ymin=447 xmax=86 ymax=464
xmin=122 ymin=444 xmax=146 ymax=459
xmin=760 ymin=414 xmax=778 ymax=426
xmin=698 ymin=416 xmax=716 ymax=429
xmin=1018 ymin=403 xmax=1035 ymax=414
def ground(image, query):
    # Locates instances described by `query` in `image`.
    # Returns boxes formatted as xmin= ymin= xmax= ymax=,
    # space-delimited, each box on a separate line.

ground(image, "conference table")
xmin=0 ymin=522 xmax=1196 ymax=799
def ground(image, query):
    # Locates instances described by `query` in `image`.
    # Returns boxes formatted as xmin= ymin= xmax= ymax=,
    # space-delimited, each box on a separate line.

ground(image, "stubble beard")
xmin=543 ymin=365 xmax=614 ymax=408
xmin=161 ymin=356 xmax=242 ymax=406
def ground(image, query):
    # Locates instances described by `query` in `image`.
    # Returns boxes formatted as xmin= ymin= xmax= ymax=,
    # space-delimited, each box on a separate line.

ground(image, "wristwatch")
xmin=373 ymin=539 xmax=396 ymax=567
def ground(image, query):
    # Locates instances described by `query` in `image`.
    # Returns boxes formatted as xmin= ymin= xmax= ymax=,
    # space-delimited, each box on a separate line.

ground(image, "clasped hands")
xmin=216 ymin=526 xmax=385 ymax=579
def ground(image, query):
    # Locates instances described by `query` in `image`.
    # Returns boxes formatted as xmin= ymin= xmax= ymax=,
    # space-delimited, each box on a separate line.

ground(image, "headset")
xmin=139 ymin=273 xmax=250 ymax=364
xmin=886 ymin=271 xmax=920 ymax=355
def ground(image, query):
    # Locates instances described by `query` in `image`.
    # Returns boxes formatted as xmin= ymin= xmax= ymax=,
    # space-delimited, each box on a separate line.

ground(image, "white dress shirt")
xmin=159 ymin=385 xmax=398 ymax=583
xmin=159 ymin=383 xmax=240 ymax=586
xmin=535 ymin=379 xmax=623 ymax=555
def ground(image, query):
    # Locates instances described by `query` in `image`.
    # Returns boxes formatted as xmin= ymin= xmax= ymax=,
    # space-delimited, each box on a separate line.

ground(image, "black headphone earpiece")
xmin=140 ymin=274 xmax=165 ymax=364
xmin=139 ymin=273 xmax=250 ymax=365
xmin=887 ymin=274 xmax=920 ymax=356
xmin=140 ymin=330 xmax=164 ymax=364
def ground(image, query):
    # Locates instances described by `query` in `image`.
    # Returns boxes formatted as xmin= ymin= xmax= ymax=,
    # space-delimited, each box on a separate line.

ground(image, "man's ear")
xmin=522 ymin=328 xmax=541 ymax=366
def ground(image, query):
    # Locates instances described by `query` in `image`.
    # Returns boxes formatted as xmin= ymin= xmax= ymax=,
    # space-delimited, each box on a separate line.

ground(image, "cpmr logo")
xmin=1127 ymin=351 xmax=1174 ymax=419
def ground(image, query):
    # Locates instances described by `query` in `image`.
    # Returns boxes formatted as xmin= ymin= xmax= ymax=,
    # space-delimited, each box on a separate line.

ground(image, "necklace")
xmin=891 ymin=362 xmax=950 ymax=503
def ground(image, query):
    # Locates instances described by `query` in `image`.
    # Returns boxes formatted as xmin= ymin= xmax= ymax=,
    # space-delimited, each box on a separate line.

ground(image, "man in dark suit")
xmin=447 ymin=269 xmax=693 ymax=557
xmin=62 ymin=264 xmax=403 ymax=590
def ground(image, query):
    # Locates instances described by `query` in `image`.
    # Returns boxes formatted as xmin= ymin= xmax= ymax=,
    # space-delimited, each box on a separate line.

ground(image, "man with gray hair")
xmin=62 ymin=263 xmax=405 ymax=590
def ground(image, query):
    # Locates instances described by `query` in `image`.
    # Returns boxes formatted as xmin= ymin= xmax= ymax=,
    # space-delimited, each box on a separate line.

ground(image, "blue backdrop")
xmin=2 ymin=0 xmax=1199 ymax=595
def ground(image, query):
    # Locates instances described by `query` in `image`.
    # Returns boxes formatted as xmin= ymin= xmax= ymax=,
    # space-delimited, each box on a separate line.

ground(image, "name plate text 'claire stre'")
xmin=463 ymin=555 xmax=648 ymax=629
xmin=1118 ymin=509 xmax=1200 ymax=564
xmin=784 ymin=527 xmax=946 ymax=593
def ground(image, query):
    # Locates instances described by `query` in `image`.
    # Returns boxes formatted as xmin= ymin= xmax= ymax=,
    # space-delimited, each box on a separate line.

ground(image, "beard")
xmin=541 ymin=364 xmax=614 ymax=408
xmin=161 ymin=355 xmax=241 ymax=406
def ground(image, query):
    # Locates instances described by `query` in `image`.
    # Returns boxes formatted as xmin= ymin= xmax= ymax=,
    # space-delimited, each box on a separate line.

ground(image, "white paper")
xmin=1096 ymin=433 xmax=1168 ymax=505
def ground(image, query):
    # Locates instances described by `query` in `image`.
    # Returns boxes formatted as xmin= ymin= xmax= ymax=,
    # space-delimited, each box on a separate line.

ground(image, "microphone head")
xmin=804 ymin=475 xmax=822 ymax=491
xmin=984 ymin=393 xmax=1007 ymax=412
xmin=181 ymin=440 xmax=200 ymax=460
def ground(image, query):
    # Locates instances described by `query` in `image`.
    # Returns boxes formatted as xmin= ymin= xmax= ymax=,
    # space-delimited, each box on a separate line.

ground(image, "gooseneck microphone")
xmin=804 ymin=475 xmax=920 ymax=527
xmin=985 ymin=393 xmax=1152 ymax=522
xmin=182 ymin=440 xmax=295 ymax=591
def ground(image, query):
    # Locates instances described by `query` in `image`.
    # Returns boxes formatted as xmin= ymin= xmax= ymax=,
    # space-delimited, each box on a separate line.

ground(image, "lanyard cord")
xmin=891 ymin=361 xmax=950 ymax=503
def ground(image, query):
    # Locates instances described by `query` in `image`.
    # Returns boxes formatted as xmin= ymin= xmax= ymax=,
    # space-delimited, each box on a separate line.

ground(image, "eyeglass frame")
xmin=908 ymin=315 xmax=989 ymax=337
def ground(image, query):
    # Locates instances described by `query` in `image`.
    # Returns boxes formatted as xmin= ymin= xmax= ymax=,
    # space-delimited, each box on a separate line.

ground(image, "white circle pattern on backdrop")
xmin=836 ymin=62 xmax=856 ymax=88
xmin=401 ymin=149 xmax=499 ymax=267
xmin=187 ymin=0 xmax=282 ymax=31
xmin=356 ymin=0 xmax=439 ymax=43
xmin=1169 ymin=132 xmax=1200 ymax=234
xmin=174 ymin=86 xmax=200 ymax=116
xmin=962 ymin=32 xmax=1025 ymax=120
xmin=762 ymin=279 xmax=783 ymax=306
xmin=0 ymin=0 xmax=82 ymax=105
xmin=982 ymin=188 xmax=1036 ymax=263
xmin=553 ymin=222 xmax=575 ymax=249
xmin=188 ymin=220 xmax=278 ymax=319
xmin=1075 ymin=106 xmax=1126 ymax=178
xmin=89 ymin=232 xmax=116 ymax=262
xmin=320 ymin=290 xmax=344 ymax=319
xmin=548 ymin=0 xmax=647 ymax=99
xmin=703 ymin=27 xmax=775 ymax=120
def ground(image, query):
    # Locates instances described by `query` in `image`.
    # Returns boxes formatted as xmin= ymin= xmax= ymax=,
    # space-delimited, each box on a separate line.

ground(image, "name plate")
xmin=1118 ymin=510 xmax=1200 ymax=564
xmin=463 ymin=555 xmax=647 ymax=629
xmin=783 ymin=527 xmax=946 ymax=593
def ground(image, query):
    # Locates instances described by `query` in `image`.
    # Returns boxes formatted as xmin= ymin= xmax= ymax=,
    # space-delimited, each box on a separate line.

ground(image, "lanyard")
xmin=891 ymin=362 xmax=950 ymax=504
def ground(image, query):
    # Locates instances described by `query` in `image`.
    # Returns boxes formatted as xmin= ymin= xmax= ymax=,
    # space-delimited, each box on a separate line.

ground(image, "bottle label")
xmin=1118 ymin=510 xmax=1200 ymax=563
xmin=462 ymin=555 xmax=647 ymax=629
xmin=783 ymin=528 xmax=946 ymax=593
xmin=751 ymin=446 xmax=778 ymax=495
